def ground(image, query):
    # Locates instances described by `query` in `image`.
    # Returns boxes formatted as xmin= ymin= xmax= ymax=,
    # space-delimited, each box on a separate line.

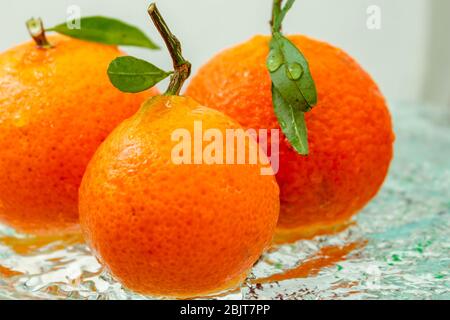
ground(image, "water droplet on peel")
xmin=267 ymin=53 xmax=283 ymax=72
xmin=12 ymin=113 xmax=29 ymax=128
xmin=286 ymin=63 xmax=303 ymax=80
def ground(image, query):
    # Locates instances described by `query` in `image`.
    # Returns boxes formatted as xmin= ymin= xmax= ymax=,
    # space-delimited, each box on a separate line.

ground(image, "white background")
xmin=1 ymin=0 xmax=449 ymax=105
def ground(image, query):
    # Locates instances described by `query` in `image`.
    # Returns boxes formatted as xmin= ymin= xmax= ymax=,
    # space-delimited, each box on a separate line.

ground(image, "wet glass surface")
xmin=0 ymin=103 xmax=449 ymax=300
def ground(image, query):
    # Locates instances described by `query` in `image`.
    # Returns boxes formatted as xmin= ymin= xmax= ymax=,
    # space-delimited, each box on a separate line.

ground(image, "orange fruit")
xmin=79 ymin=95 xmax=280 ymax=298
xmin=187 ymin=35 xmax=394 ymax=242
xmin=0 ymin=34 xmax=158 ymax=235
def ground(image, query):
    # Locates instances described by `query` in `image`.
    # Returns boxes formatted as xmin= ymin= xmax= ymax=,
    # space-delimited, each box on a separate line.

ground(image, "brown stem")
xmin=148 ymin=3 xmax=191 ymax=96
xmin=26 ymin=18 xmax=52 ymax=48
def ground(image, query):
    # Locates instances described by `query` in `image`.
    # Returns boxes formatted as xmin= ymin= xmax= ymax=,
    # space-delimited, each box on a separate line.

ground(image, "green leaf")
xmin=107 ymin=56 xmax=171 ymax=93
xmin=49 ymin=16 xmax=159 ymax=49
xmin=272 ymin=85 xmax=309 ymax=155
xmin=268 ymin=32 xmax=317 ymax=110
xmin=272 ymin=0 xmax=296 ymax=32
xmin=279 ymin=0 xmax=296 ymax=25
xmin=267 ymin=32 xmax=317 ymax=155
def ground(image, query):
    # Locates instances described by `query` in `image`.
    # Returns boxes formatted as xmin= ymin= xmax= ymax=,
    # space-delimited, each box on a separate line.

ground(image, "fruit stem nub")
xmin=26 ymin=17 xmax=52 ymax=49
xmin=148 ymin=3 xmax=191 ymax=96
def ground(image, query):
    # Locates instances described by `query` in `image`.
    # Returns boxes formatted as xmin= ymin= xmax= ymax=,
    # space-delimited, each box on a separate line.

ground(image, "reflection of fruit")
xmin=187 ymin=35 xmax=394 ymax=242
xmin=0 ymin=35 xmax=158 ymax=235
xmin=79 ymin=95 xmax=280 ymax=298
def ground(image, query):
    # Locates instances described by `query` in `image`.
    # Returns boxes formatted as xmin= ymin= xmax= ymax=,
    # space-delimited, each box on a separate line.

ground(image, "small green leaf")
xmin=272 ymin=0 xmax=297 ymax=32
xmin=107 ymin=56 xmax=171 ymax=93
xmin=268 ymin=32 xmax=317 ymax=110
xmin=272 ymin=85 xmax=309 ymax=155
xmin=49 ymin=16 xmax=159 ymax=49
xmin=279 ymin=0 xmax=296 ymax=26
xmin=267 ymin=31 xmax=317 ymax=155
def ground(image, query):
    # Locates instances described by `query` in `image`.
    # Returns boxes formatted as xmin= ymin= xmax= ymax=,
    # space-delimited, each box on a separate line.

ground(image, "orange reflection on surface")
xmin=0 ymin=265 xmax=23 ymax=278
xmin=0 ymin=234 xmax=83 ymax=255
xmin=254 ymin=241 xmax=366 ymax=284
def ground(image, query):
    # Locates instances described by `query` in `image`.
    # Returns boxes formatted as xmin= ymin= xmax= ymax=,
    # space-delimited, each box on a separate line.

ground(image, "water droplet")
xmin=12 ymin=113 xmax=29 ymax=128
xmin=267 ymin=53 xmax=283 ymax=72
xmin=286 ymin=63 xmax=303 ymax=80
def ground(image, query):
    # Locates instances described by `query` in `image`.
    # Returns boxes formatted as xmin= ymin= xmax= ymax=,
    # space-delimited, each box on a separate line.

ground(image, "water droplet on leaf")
xmin=267 ymin=53 xmax=283 ymax=72
xmin=286 ymin=63 xmax=303 ymax=80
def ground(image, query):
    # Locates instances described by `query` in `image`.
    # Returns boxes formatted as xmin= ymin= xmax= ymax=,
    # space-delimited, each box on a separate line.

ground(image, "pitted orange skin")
xmin=0 ymin=35 xmax=158 ymax=235
xmin=187 ymin=35 xmax=394 ymax=242
xmin=79 ymin=96 xmax=280 ymax=298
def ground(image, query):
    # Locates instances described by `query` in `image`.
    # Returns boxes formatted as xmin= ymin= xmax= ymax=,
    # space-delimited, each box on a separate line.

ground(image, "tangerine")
xmin=187 ymin=35 xmax=394 ymax=242
xmin=79 ymin=95 xmax=280 ymax=298
xmin=0 ymin=34 xmax=158 ymax=235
